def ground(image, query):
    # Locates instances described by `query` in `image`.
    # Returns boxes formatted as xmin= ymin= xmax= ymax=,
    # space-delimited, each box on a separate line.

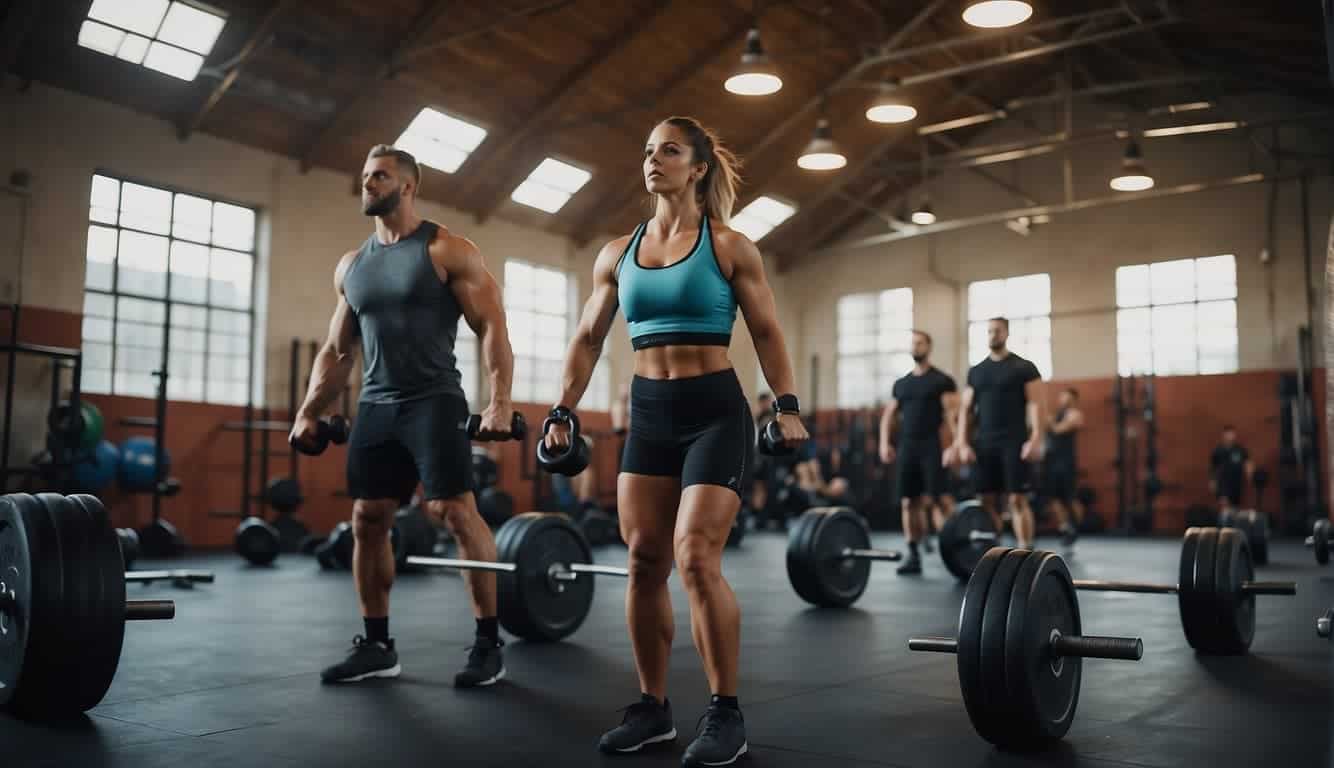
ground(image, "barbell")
xmin=785 ymin=507 xmax=902 ymax=607
xmin=909 ymin=547 xmax=1144 ymax=751
xmin=1 ymin=492 xmax=178 ymax=718
xmin=1071 ymin=526 xmax=1294 ymax=654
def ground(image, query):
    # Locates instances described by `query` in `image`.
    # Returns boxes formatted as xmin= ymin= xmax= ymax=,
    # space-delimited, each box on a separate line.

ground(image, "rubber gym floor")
xmin=5 ymin=531 xmax=1331 ymax=768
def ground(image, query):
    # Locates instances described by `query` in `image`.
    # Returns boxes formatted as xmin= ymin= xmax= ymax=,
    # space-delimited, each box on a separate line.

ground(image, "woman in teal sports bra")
xmin=543 ymin=116 xmax=808 ymax=767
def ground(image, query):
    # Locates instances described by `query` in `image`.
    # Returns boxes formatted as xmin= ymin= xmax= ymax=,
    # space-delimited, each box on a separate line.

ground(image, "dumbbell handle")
xmin=126 ymin=570 xmax=215 ymax=584
xmin=0 ymin=588 xmax=174 ymax=621
xmin=840 ymin=547 xmax=903 ymax=562
xmin=1072 ymin=579 xmax=1296 ymax=596
xmin=908 ymin=632 xmax=1143 ymax=661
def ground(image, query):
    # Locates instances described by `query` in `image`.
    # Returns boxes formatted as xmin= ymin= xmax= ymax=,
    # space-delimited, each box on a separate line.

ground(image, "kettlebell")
xmin=537 ymin=409 xmax=591 ymax=476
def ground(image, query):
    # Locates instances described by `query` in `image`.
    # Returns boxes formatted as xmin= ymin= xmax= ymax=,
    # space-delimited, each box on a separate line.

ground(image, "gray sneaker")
xmin=320 ymin=635 xmax=401 ymax=683
xmin=599 ymin=695 xmax=677 ymax=754
xmin=682 ymin=705 xmax=748 ymax=767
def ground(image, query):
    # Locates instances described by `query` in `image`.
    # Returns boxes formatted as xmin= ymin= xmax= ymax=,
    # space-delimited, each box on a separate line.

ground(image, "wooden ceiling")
xmin=8 ymin=0 xmax=1332 ymax=267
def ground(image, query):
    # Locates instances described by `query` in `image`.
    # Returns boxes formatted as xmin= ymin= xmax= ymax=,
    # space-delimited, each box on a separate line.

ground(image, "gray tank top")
xmin=341 ymin=221 xmax=465 ymax=404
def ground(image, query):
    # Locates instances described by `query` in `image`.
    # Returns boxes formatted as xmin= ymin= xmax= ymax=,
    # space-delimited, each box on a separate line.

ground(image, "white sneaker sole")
xmin=696 ymin=741 xmax=748 ymax=766
xmin=610 ymin=727 xmax=678 ymax=753
xmin=464 ymin=665 xmax=506 ymax=687
xmin=327 ymin=663 xmax=401 ymax=683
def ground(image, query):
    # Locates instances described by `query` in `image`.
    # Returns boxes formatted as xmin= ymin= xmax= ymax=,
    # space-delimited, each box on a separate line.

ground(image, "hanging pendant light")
xmin=866 ymin=78 xmax=917 ymax=124
xmin=797 ymin=118 xmax=847 ymax=171
xmin=1109 ymin=140 xmax=1155 ymax=192
xmin=911 ymin=199 xmax=936 ymax=225
xmin=962 ymin=1 xmax=1034 ymax=28
xmin=724 ymin=28 xmax=782 ymax=96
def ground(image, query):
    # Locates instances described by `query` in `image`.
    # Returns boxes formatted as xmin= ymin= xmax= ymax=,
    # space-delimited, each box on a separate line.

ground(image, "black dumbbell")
xmin=235 ymin=516 xmax=281 ymax=566
xmin=757 ymin=420 xmax=794 ymax=457
xmin=290 ymin=415 xmax=351 ymax=457
xmin=466 ymin=411 xmax=527 ymax=441
xmin=537 ymin=409 xmax=591 ymax=476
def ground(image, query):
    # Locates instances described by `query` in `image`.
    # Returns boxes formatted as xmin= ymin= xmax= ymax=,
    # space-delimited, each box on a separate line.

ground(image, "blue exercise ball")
xmin=119 ymin=436 xmax=171 ymax=492
xmin=71 ymin=440 xmax=119 ymax=493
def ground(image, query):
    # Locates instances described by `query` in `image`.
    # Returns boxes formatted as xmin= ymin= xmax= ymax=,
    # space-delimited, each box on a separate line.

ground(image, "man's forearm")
xmin=481 ymin=322 xmax=514 ymax=406
xmin=1028 ymin=402 xmax=1042 ymax=441
xmin=299 ymin=345 xmax=354 ymax=417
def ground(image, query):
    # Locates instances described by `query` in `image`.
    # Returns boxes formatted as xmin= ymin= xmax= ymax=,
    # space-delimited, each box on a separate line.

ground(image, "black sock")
xmin=908 ymin=541 xmax=920 ymax=558
xmin=364 ymin=616 xmax=389 ymax=644
xmin=711 ymin=694 xmax=739 ymax=711
xmin=476 ymin=616 xmax=499 ymax=644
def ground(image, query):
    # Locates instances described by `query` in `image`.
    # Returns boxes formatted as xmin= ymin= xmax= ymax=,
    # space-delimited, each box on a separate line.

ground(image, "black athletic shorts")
xmin=346 ymin=393 xmax=474 ymax=502
xmin=896 ymin=435 xmax=946 ymax=499
xmin=1043 ymin=462 xmax=1076 ymax=504
xmin=974 ymin=437 xmax=1029 ymax=495
xmin=1216 ymin=480 xmax=1242 ymax=506
xmin=621 ymin=369 xmax=753 ymax=501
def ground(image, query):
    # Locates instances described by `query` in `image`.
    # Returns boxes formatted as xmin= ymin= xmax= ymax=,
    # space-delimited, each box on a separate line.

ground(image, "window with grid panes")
xmin=1115 ymin=255 xmax=1238 ymax=376
xmin=503 ymin=260 xmax=573 ymax=404
xmin=836 ymin=288 xmax=914 ymax=408
xmin=967 ymin=274 xmax=1052 ymax=379
xmin=82 ymin=173 xmax=255 ymax=405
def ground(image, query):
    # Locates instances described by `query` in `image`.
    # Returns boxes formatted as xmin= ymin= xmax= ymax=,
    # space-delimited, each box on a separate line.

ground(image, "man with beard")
xmin=878 ymin=331 xmax=957 ymax=575
xmin=952 ymin=317 xmax=1044 ymax=549
xmin=290 ymin=145 xmax=519 ymax=688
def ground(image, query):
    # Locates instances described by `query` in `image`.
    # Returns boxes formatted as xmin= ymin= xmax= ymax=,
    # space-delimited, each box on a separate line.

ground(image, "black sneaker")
xmin=320 ymin=635 xmax=401 ymax=683
xmin=896 ymin=555 xmax=922 ymax=575
xmin=598 ymin=696 xmax=677 ymax=754
xmin=682 ymin=705 xmax=748 ymax=767
xmin=454 ymin=639 xmax=506 ymax=688
xmin=1061 ymin=524 xmax=1079 ymax=548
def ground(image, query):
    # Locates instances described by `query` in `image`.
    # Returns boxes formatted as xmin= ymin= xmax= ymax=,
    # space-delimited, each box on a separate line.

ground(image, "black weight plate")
xmin=61 ymin=494 xmax=128 ymax=714
xmin=1247 ymin=513 xmax=1268 ymax=566
xmin=495 ymin=513 xmax=594 ymax=641
xmin=787 ymin=508 xmax=871 ymax=608
xmin=138 ymin=518 xmax=185 ymax=558
xmin=236 ymin=517 xmax=281 ymax=566
xmin=264 ymin=477 xmax=303 ymax=515
xmin=0 ymin=494 xmax=35 ymax=711
xmin=1315 ymin=519 xmax=1330 ymax=565
xmin=957 ymin=546 xmax=1006 ymax=749
xmin=118 ymin=528 xmax=140 ymax=569
xmin=1180 ymin=527 xmax=1220 ymax=652
xmin=272 ymin=514 xmax=310 ymax=554
xmin=979 ymin=549 xmax=1027 ymax=746
xmin=1211 ymin=528 xmax=1255 ymax=654
xmin=940 ymin=500 xmax=996 ymax=582
xmin=784 ymin=510 xmax=823 ymax=606
xmin=1005 ymin=550 xmax=1082 ymax=750
xmin=1176 ymin=528 xmax=1206 ymax=650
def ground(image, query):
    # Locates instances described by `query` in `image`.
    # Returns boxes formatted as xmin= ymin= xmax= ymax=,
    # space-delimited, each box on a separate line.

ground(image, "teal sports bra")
xmin=615 ymin=218 xmax=738 ymax=350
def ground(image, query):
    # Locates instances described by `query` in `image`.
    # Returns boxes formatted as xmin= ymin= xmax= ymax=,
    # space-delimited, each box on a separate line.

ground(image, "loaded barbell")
xmin=785 ymin=507 xmax=902 ymax=607
xmin=1071 ymin=526 xmax=1294 ymax=654
xmin=1 ymin=492 xmax=179 ymax=718
xmin=908 ymin=547 xmax=1144 ymax=751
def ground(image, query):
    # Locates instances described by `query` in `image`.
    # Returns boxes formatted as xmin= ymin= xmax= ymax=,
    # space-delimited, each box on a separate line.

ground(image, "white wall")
xmin=779 ymin=96 xmax=1331 ymax=399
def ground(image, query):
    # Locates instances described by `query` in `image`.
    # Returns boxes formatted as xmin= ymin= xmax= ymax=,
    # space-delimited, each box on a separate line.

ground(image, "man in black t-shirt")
xmin=879 ymin=331 xmax=957 ymax=574
xmin=1210 ymin=425 xmax=1253 ymax=514
xmin=952 ymin=317 xmax=1045 ymax=549
xmin=1043 ymin=387 xmax=1084 ymax=547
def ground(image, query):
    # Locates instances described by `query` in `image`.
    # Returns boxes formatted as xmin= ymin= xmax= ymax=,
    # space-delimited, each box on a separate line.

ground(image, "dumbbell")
xmin=1306 ymin=519 xmax=1329 ymax=565
xmin=466 ymin=411 xmax=527 ymax=442
xmin=289 ymin=415 xmax=351 ymax=457
xmin=1 ymin=492 xmax=179 ymax=718
xmin=235 ymin=516 xmax=282 ymax=566
xmin=909 ymin=547 xmax=1144 ymax=751
xmin=1072 ymin=527 xmax=1294 ymax=654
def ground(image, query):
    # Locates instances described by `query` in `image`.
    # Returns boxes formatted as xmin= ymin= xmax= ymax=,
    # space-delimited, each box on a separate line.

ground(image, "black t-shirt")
xmin=892 ymin=367 xmax=957 ymax=444
xmin=1045 ymin=407 xmax=1077 ymax=469
xmin=1211 ymin=444 xmax=1249 ymax=487
xmin=967 ymin=353 xmax=1041 ymax=443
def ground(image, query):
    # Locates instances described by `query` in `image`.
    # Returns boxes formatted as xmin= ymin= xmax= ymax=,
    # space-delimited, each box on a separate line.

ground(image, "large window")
xmin=82 ymin=174 xmax=256 ymax=405
xmin=504 ymin=260 xmax=573 ymax=404
xmin=1115 ymin=255 xmax=1237 ymax=376
xmin=836 ymin=288 xmax=914 ymax=407
xmin=456 ymin=319 xmax=479 ymax=409
xmin=967 ymin=273 xmax=1052 ymax=379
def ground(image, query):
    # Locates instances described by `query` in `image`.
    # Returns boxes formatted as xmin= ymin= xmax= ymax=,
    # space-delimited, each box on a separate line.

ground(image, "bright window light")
xmin=730 ymin=195 xmax=796 ymax=241
xmin=79 ymin=0 xmax=224 ymax=82
xmin=511 ymin=158 xmax=592 ymax=214
xmin=394 ymin=108 xmax=488 ymax=173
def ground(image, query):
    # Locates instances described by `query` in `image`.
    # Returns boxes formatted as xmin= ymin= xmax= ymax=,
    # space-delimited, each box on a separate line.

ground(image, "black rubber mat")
xmin=5 ymin=532 xmax=1331 ymax=767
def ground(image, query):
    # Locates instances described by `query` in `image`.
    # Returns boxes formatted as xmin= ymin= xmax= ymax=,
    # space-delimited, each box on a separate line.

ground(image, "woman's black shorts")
xmin=621 ymin=369 xmax=754 ymax=501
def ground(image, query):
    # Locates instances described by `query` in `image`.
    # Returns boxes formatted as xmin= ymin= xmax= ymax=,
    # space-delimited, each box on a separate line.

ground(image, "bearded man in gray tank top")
xmin=289 ymin=145 xmax=519 ymax=688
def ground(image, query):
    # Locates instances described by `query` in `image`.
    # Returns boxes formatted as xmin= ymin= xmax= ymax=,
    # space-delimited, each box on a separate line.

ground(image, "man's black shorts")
xmin=346 ymin=394 xmax=475 ymax=502
xmin=1043 ymin=462 xmax=1076 ymax=504
xmin=974 ymin=438 xmax=1030 ymax=494
xmin=896 ymin=436 xmax=946 ymax=499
